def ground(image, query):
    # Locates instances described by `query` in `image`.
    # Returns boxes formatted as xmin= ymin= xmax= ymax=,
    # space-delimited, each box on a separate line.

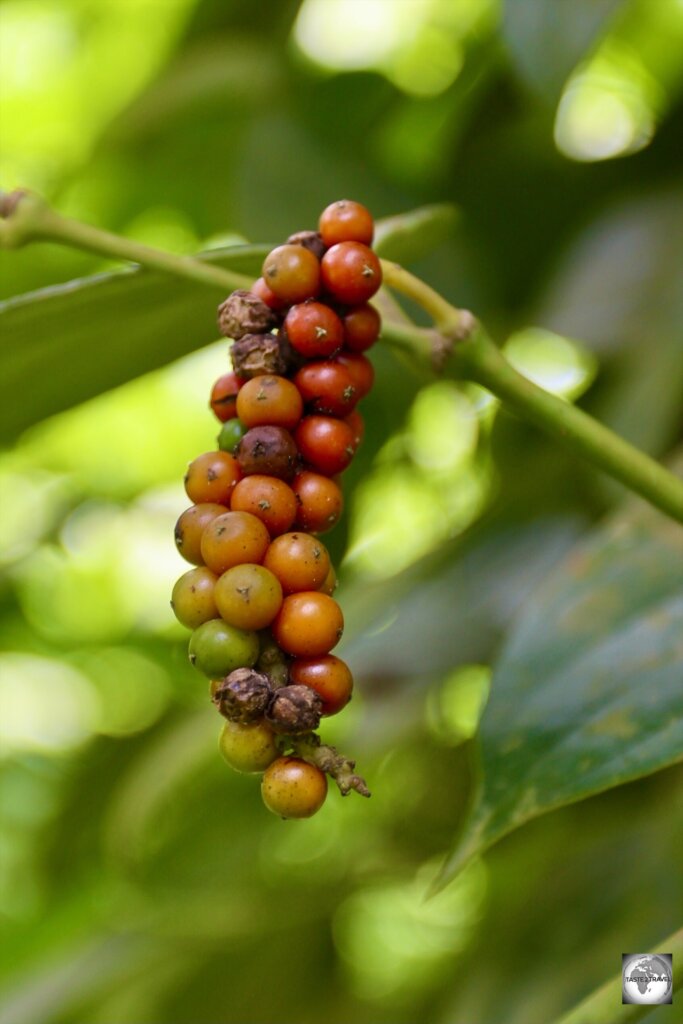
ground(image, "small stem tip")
xmin=289 ymin=733 xmax=371 ymax=797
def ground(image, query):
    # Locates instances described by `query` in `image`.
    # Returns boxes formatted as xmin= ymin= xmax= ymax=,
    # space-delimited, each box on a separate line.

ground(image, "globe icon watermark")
xmin=622 ymin=953 xmax=673 ymax=1005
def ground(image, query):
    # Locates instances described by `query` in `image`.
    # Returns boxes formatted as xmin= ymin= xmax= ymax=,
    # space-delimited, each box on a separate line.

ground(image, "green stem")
xmin=0 ymin=190 xmax=253 ymax=292
xmin=456 ymin=327 xmax=683 ymax=523
xmin=553 ymin=928 xmax=683 ymax=1024
xmin=380 ymin=258 xmax=469 ymax=334
xmin=3 ymin=191 xmax=682 ymax=523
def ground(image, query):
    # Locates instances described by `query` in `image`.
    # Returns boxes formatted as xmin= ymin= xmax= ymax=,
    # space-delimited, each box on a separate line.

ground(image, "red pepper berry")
xmin=210 ymin=372 xmax=244 ymax=423
xmin=251 ymin=276 xmax=287 ymax=311
xmin=293 ymin=361 xmax=358 ymax=417
xmin=292 ymin=471 xmax=344 ymax=534
xmin=289 ymin=654 xmax=353 ymax=716
xmin=294 ymin=416 xmax=356 ymax=476
xmin=283 ymin=302 xmax=344 ymax=359
xmin=321 ymin=241 xmax=382 ymax=305
xmin=318 ymin=199 xmax=374 ymax=247
xmin=334 ymin=352 xmax=375 ymax=399
xmin=342 ymin=303 xmax=381 ymax=352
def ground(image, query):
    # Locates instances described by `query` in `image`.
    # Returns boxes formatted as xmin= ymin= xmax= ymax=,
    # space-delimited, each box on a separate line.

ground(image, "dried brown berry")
xmin=236 ymin=425 xmax=299 ymax=481
xmin=265 ymin=684 xmax=323 ymax=735
xmin=230 ymin=333 xmax=294 ymax=379
xmin=286 ymin=230 xmax=326 ymax=261
xmin=212 ymin=667 xmax=273 ymax=723
xmin=218 ymin=290 xmax=278 ymax=340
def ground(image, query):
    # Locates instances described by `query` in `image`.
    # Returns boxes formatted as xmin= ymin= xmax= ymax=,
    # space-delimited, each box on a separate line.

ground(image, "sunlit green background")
xmin=1 ymin=1 xmax=682 ymax=1022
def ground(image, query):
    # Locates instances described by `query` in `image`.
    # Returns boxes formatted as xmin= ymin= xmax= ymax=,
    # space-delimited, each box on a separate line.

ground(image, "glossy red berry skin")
xmin=293 ymin=361 xmax=358 ymax=417
xmin=283 ymin=302 xmax=344 ymax=359
xmin=343 ymin=409 xmax=365 ymax=451
xmin=321 ymin=242 xmax=382 ymax=305
xmin=289 ymin=654 xmax=353 ymax=716
xmin=251 ymin=276 xmax=287 ymax=311
xmin=319 ymin=199 xmax=374 ymax=247
xmin=210 ymin=372 xmax=244 ymax=423
xmin=294 ymin=416 xmax=356 ymax=476
xmin=342 ymin=304 xmax=381 ymax=352
xmin=334 ymin=352 xmax=374 ymax=399
xmin=292 ymin=471 xmax=344 ymax=533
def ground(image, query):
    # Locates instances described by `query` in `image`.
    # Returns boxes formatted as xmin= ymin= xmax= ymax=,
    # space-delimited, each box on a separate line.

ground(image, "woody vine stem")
xmin=2 ymin=189 xmax=683 ymax=525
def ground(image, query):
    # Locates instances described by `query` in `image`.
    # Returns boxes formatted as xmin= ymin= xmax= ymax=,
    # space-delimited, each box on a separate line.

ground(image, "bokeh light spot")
xmin=0 ymin=653 xmax=98 ymax=755
xmin=334 ymin=857 xmax=487 ymax=1004
xmin=503 ymin=328 xmax=598 ymax=401
xmin=555 ymin=42 xmax=661 ymax=162
xmin=426 ymin=664 xmax=491 ymax=743
xmin=294 ymin=0 xmax=494 ymax=96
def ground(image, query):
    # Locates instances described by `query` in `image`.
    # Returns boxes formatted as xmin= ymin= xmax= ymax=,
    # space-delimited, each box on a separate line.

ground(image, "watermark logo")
xmin=622 ymin=953 xmax=673 ymax=1005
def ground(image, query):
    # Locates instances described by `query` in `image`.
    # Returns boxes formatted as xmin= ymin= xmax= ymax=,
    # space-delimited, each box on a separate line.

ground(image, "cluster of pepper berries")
xmin=171 ymin=200 xmax=380 ymax=818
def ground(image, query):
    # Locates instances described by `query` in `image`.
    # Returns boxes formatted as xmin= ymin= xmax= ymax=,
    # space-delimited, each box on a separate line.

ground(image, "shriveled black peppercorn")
xmin=266 ymin=684 xmax=323 ymax=735
xmin=212 ymin=668 xmax=273 ymax=724
xmin=218 ymin=290 xmax=278 ymax=340
xmin=230 ymin=333 xmax=295 ymax=378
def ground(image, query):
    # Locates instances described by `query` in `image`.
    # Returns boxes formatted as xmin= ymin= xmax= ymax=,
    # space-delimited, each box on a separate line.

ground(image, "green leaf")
xmin=537 ymin=189 xmax=683 ymax=457
xmin=438 ymin=485 xmax=683 ymax=888
xmin=0 ymin=246 xmax=268 ymax=443
xmin=341 ymin=517 xmax=585 ymax=681
xmin=374 ymin=203 xmax=459 ymax=264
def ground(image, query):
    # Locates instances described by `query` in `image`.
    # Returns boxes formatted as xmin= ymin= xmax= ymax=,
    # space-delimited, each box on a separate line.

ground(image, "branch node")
xmin=448 ymin=309 xmax=478 ymax=342
xmin=429 ymin=330 xmax=453 ymax=373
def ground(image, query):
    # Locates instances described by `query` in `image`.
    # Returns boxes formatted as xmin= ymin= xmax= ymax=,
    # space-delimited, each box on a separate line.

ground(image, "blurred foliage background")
xmin=1 ymin=1 xmax=682 ymax=1022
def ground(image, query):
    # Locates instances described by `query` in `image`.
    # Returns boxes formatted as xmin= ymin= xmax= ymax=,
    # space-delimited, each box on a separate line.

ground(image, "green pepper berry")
xmin=218 ymin=719 xmax=279 ymax=773
xmin=188 ymin=619 xmax=259 ymax=678
xmin=217 ymin=417 xmax=248 ymax=454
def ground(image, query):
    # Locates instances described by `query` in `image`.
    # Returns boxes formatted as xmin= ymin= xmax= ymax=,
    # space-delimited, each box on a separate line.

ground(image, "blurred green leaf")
xmin=374 ymin=203 xmax=459 ymax=264
xmin=106 ymin=37 xmax=282 ymax=142
xmin=342 ymin=516 xmax=585 ymax=681
xmin=0 ymin=246 xmax=266 ymax=443
xmin=502 ymin=0 xmax=624 ymax=98
xmin=439 ymin=478 xmax=683 ymax=887
xmin=537 ymin=189 xmax=683 ymax=456
xmin=0 ymin=932 xmax=165 ymax=1024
